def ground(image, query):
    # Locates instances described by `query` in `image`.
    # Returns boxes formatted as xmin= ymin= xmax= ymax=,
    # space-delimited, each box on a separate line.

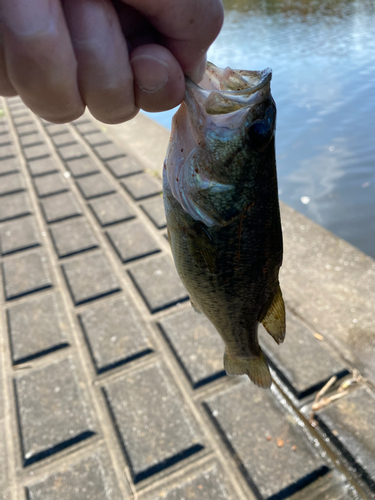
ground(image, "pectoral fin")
xmin=261 ymin=284 xmax=286 ymax=344
xmin=224 ymin=351 xmax=272 ymax=389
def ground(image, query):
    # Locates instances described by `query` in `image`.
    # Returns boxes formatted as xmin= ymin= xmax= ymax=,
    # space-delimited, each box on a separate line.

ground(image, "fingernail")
xmin=131 ymin=55 xmax=169 ymax=93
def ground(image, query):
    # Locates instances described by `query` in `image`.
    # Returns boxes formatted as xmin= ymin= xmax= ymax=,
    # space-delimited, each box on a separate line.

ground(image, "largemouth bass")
xmin=163 ymin=63 xmax=285 ymax=388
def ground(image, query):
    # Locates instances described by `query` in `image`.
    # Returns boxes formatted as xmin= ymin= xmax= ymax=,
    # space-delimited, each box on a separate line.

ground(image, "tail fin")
xmin=224 ymin=351 xmax=272 ymax=389
xmin=261 ymin=284 xmax=286 ymax=344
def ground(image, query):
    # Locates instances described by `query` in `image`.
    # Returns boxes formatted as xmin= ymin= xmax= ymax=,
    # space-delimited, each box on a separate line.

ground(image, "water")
xmin=143 ymin=0 xmax=375 ymax=258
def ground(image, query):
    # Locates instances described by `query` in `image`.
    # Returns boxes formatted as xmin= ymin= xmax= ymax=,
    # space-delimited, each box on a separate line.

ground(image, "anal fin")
xmin=261 ymin=284 xmax=286 ymax=344
xmin=224 ymin=350 xmax=272 ymax=389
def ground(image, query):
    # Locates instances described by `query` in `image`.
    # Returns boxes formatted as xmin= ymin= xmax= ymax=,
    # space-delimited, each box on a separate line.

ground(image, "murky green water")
xmin=144 ymin=0 xmax=375 ymax=258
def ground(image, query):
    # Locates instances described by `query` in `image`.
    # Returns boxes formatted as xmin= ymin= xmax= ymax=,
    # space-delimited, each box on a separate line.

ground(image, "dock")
xmin=0 ymin=96 xmax=374 ymax=500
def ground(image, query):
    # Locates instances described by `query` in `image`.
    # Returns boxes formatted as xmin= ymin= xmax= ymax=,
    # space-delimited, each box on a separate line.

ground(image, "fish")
xmin=163 ymin=62 xmax=285 ymax=388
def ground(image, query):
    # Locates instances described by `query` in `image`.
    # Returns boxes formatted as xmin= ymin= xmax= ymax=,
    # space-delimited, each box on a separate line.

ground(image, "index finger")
xmin=122 ymin=0 xmax=224 ymax=81
xmin=0 ymin=0 xmax=84 ymax=122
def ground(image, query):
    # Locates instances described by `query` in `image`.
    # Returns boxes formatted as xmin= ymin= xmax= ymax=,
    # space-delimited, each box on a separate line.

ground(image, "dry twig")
xmin=309 ymin=370 xmax=364 ymax=424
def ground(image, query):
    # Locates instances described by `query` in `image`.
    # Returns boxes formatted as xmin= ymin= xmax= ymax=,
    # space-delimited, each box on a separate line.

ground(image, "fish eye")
xmin=246 ymin=105 xmax=275 ymax=152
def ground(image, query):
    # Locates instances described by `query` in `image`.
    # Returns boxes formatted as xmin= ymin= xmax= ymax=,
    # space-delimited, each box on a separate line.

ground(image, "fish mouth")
xmin=186 ymin=62 xmax=272 ymax=116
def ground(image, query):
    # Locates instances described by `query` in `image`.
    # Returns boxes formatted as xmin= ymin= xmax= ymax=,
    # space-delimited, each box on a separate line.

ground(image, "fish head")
xmin=164 ymin=62 xmax=277 ymax=227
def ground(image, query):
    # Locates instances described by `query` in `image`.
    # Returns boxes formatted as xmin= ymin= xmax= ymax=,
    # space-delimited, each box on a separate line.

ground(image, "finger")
xmin=0 ymin=26 xmax=16 ymax=96
xmin=111 ymin=2 xmax=160 ymax=53
xmin=114 ymin=3 xmax=185 ymax=111
xmin=0 ymin=0 xmax=84 ymax=122
xmin=122 ymin=0 xmax=224 ymax=82
xmin=130 ymin=44 xmax=185 ymax=112
xmin=63 ymin=0 xmax=138 ymax=124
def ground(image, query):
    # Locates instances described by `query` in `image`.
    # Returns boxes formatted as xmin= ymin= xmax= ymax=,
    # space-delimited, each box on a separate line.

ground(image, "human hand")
xmin=0 ymin=0 xmax=224 ymax=123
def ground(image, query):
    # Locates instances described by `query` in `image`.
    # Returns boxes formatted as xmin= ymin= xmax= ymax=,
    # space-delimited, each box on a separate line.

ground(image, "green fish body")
xmin=163 ymin=63 xmax=285 ymax=388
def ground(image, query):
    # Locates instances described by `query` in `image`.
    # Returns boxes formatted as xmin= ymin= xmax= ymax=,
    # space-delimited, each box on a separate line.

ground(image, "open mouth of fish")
xmin=186 ymin=62 xmax=272 ymax=118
